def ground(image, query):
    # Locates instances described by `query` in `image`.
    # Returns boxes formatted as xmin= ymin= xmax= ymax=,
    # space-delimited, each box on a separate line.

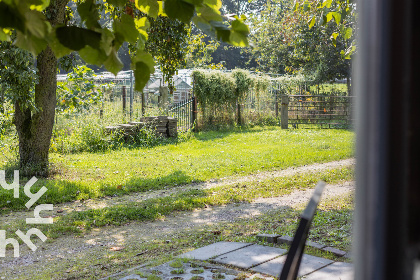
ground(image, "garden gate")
xmin=282 ymin=95 xmax=354 ymax=128
xmin=168 ymin=96 xmax=196 ymax=132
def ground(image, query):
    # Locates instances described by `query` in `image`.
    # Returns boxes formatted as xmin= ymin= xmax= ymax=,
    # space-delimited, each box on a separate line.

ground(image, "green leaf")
xmin=24 ymin=10 xmax=49 ymax=38
xmin=106 ymin=0 xmax=126 ymax=8
xmin=231 ymin=19 xmax=249 ymax=34
xmin=135 ymin=17 xmax=150 ymax=30
xmin=343 ymin=27 xmax=353 ymax=40
xmin=48 ymin=30 xmax=72 ymax=57
xmin=135 ymin=0 xmax=159 ymax=18
xmin=100 ymin=28 xmax=114 ymax=56
xmin=326 ymin=12 xmax=333 ymax=23
xmin=113 ymin=14 xmax=139 ymax=44
xmin=322 ymin=0 xmax=332 ymax=8
xmin=0 ymin=2 xmax=25 ymax=32
xmin=196 ymin=5 xmax=222 ymax=22
xmin=134 ymin=62 xmax=152 ymax=91
xmin=193 ymin=16 xmax=216 ymax=38
xmin=203 ymin=0 xmax=222 ymax=10
xmin=56 ymin=26 xmax=101 ymax=51
xmin=330 ymin=31 xmax=339 ymax=47
xmin=103 ymin=48 xmax=123 ymax=75
xmin=183 ymin=0 xmax=203 ymax=5
xmin=15 ymin=31 xmax=47 ymax=55
xmin=308 ymin=16 xmax=316 ymax=29
xmin=28 ymin=0 xmax=50 ymax=11
xmin=77 ymin=0 xmax=101 ymax=29
xmin=216 ymin=29 xmax=230 ymax=42
xmin=332 ymin=12 xmax=341 ymax=25
xmin=79 ymin=45 xmax=107 ymax=65
xmin=164 ymin=0 xmax=195 ymax=23
xmin=229 ymin=30 xmax=248 ymax=47
xmin=132 ymin=50 xmax=155 ymax=72
xmin=0 ymin=29 xmax=10 ymax=41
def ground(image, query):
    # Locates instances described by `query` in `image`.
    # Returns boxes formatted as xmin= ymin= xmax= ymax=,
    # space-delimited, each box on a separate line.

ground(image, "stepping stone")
xmin=179 ymin=242 xmax=252 ymax=261
xmin=306 ymin=241 xmax=326 ymax=250
xmin=251 ymin=254 xmax=333 ymax=277
xmin=213 ymin=244 xmax=286 ymax=269
xmin=257 ymin=234 xmax=280 ymax=243
xmin=119 ymin=275 xmax=143 ymax=280
xmin=301 ymin=262 xmax=353 ymax=280
xmin=323 ymin=247 xmax=347 ymax=257
xmin=277 ymin=235 xmax=294 ymax=245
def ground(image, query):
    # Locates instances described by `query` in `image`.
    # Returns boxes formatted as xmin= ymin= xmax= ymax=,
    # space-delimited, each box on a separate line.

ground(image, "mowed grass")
xmin=0 ymin=127 xmax=354 ymax=210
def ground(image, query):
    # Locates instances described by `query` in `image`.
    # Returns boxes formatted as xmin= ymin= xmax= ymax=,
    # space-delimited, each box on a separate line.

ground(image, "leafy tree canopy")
xmin=248 ymin=0 xmax=355 ymax=83
xmin=0 ymin=0 xmax=250 ymax=91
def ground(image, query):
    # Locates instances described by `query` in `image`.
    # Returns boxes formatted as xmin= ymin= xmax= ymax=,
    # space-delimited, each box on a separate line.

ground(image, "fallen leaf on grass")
xmin=110 ymin=246 xmax=125 ymax=251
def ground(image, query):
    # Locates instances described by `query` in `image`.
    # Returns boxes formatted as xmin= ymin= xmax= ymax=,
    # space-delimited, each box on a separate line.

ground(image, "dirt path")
xmin=0 ymin=184 xmax=354 ymax=279
xmin=0 ymin=158 xmax=355 ymax=226
xmin=0 ymin=159 xmax=355 ymax=279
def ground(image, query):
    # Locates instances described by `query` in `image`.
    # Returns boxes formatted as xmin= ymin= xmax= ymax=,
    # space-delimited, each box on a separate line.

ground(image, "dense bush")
xmin=192 ymin=69 xmax=272 ymax=128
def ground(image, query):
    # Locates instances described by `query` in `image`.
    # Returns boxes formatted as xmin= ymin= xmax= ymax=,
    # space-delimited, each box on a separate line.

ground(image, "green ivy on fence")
xmin=192 ymin=69 xmax=271 ymax=128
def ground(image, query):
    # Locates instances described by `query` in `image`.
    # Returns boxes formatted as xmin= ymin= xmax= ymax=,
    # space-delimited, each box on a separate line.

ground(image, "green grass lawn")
xmin=0 ymin=127 xmax=354 ymax=211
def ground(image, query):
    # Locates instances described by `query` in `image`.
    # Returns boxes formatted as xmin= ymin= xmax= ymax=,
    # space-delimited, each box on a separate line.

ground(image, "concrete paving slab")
xmin=257 ymin=234 xmax=280 ymax=243
xmin=119 ymin=275 xmax=143 ymax=280
xmin=301 ymin=262 xmax=354 ymax=280
xmin=119 ymin=260 xmax=250 ymax=280
xmin=323 ymin=247 xmax=347 ymax=257
xmin=179 ymin=241 xmax=253 ymax=261
xmin=306 ymin=241 xmax=326 ymax=250
xmin=250 ymin=254 xmax=333 ymax=277
xmin=277 ymin=235 xmax=293 ymax=245
xmin=213 ymin=244 xmax=287 ymax=269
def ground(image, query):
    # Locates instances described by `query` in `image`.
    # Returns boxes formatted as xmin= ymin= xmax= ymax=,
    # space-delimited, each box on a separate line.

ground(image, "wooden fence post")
xmin=275 ymin=90 xmax=279 ymax=118
xmin=281 ymin=95 xmax=289 ymax=129
xmin=122 ymin=86 xmax=126 ymax=114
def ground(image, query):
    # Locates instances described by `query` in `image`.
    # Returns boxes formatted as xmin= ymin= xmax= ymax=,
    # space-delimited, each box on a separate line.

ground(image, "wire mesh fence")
xmin=55 ymin=69 xmax=353 ymax=131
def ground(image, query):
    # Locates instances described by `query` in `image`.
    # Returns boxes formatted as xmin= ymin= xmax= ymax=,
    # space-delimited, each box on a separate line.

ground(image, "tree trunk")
xmin=347 ymin=72 xmax=352 ymax=96
xmin=14 ymin=0 xmax=68 ymax=176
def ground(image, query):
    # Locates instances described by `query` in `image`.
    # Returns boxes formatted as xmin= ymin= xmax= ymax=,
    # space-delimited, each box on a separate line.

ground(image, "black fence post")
xmin=281 ymin=95 xmax=289 ymax=129
xmin=192 ymin=96 xmax=197 ymax=131
xmin=122 ymin=86 xmax=126 ymax=114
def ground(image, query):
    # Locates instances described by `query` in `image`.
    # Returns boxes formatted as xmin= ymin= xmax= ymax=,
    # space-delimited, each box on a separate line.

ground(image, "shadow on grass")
xmin=0 ymin=170 xmax=201 ymax=213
